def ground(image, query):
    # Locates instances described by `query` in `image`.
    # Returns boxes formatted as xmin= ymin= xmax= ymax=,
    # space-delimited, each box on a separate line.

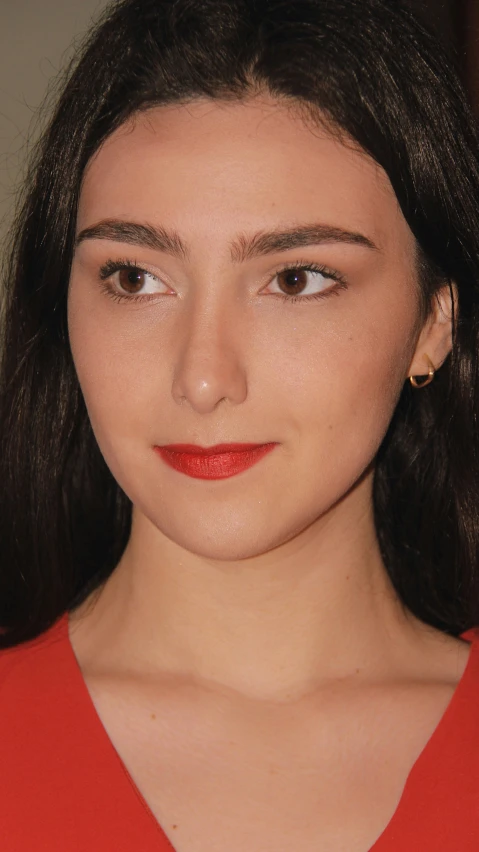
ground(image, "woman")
xmin=1 ymin=0 xmax=479 ymax=849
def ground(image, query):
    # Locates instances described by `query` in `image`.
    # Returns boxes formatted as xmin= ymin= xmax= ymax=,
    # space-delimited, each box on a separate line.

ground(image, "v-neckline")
xmin=61 ymin=614 xmax=478 ymax=852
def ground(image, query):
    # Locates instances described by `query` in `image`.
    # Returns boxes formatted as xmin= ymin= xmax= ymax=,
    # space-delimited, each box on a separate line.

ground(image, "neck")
xmin=70 ymin=474 xmax=419 ymax=700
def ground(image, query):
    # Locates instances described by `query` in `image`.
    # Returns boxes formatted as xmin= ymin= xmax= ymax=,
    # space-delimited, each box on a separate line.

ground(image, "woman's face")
xmin=68 ymin=97 xmax=443 ymax=560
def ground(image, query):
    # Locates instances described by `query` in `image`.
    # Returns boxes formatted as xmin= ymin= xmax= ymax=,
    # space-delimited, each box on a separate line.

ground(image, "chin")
xmin=132 ymin=494 xmax=313 ymax=563
xmin=151 ymin=508 xmax=285 ymax=561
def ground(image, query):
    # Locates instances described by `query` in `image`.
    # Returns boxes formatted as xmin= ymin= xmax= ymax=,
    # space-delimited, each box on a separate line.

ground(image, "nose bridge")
xmin=171 ymin=284 xmax=248 ymax=413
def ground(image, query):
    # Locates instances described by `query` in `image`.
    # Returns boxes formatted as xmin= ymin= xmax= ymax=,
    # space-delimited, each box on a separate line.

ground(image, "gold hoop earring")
xmin=409 ymin=355 xmax=435 ymax=389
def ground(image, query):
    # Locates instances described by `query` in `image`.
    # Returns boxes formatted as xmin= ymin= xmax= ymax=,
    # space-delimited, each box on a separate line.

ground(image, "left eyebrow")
xmin=74 ymin=218 xmax=379 ymax=261
xmin=231 ymin=224 xmax=379 ymax=262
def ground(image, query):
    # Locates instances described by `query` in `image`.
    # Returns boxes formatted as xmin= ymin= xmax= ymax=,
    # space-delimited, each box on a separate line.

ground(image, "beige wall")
xmin=0 ymin=0 xmax=110 ymax=247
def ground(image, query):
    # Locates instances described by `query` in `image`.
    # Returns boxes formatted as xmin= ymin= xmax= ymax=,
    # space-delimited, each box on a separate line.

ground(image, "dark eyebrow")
xmin=230 ymin=224 xmax=378 ymax=262
xmin=75 ymin=220 xmax=188 ymax=259
xmin=75 ymin=218 xmax=378 ymax=261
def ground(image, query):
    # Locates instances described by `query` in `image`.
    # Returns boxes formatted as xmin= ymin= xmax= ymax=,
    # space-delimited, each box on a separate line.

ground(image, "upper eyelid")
xmin=268 ymin=261 xmax=346 ymax=286
xmin=99 ymin=258 xmax=343 ymax=278
xmin=99 ymin=258 xmax=161 ymax=279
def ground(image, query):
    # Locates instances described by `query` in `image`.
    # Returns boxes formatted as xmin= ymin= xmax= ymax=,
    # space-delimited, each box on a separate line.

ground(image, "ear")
xmin=407 ymin=282 xmax=456 ymax=380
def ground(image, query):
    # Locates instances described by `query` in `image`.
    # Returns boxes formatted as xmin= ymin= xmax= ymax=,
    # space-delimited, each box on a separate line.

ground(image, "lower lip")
xmin=154 ymin=443 xmax=278 ymax=480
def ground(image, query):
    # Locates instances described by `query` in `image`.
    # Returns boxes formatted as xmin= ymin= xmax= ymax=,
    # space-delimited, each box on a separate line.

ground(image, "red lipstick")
xmin=154 ymin=442 xmax=277 ymax=480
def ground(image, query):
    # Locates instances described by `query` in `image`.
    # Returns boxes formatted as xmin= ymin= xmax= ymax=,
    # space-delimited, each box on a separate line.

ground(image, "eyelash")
xmin=98 ymin=257 xmax=348 ymax=304
xmin=98 ymin=258 xmax=152 ymax=304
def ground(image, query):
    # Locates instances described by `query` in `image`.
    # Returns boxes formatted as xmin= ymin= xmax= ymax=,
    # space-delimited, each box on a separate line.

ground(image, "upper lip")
xmin=157 ymin=443 xmax=275 ymax=456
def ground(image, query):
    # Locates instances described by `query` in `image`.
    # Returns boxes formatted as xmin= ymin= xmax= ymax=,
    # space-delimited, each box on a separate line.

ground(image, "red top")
xmin=1 ymin=615 xmax=479 ymax=851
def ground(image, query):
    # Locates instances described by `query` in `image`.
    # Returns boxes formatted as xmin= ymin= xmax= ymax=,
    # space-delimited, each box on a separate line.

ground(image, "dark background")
xmin=422 ymin=0 xmax=479 ymax=108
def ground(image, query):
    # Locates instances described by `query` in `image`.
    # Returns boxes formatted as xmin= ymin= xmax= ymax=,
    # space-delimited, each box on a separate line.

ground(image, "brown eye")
xmin=276 ymin=268 xmax=310 ymax=296
xmin=118 ymin=267 xmax=147 ymax=293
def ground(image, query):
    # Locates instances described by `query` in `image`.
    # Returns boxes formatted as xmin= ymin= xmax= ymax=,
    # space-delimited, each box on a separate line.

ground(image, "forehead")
xmin=78 ymin=96 xmax=411 ymax=255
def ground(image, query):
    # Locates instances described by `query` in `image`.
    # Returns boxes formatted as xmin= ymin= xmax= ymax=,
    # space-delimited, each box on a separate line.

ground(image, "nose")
xmin=171 ymin=298 xmax=248 ymax=414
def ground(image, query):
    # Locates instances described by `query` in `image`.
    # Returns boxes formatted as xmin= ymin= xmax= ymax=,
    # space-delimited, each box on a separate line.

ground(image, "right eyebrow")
xmin=75 ymin=220 xmax=188 ymax=259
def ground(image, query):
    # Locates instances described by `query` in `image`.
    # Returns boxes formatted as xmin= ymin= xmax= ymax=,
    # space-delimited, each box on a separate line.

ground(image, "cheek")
xmin=67 ymin=286 xmax=170 ymax=461
xmin=261 ymin=298 xmax=417 ymax=506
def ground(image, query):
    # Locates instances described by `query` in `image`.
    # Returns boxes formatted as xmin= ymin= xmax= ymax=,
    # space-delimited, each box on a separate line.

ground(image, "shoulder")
xmin=0 ymin=617 xmax=69 ymax=702
xmin=459 ymin=626 xmax=479 ymax=694
xmin=462 ymin=626 xmax=479 ymax=645
xmin=453 ymin=627 xmax=479 ymax=723
xmin=0 ymin=616 xmax=87 ymax=843
xmin=0 ymin=616 xmax=72 ymax=768
xmin=413 ymin=627 xmax=479 ymax=788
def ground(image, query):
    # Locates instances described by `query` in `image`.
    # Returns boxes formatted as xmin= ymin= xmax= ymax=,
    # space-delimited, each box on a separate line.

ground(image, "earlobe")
xmin=409 ymin=354 xmax=436 ymax=388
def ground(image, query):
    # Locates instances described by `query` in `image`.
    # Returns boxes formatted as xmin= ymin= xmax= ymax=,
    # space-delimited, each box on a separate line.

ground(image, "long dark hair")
xmin=1 ymin=0 xmax=479 ymax=647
